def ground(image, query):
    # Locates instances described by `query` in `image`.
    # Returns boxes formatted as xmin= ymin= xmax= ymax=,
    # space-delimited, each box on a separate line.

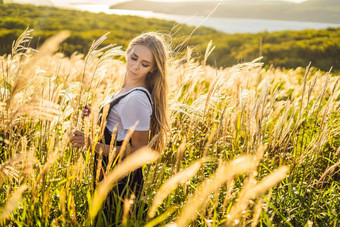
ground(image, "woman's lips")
xmin=129 ymin=69 xmax=137 ymax=76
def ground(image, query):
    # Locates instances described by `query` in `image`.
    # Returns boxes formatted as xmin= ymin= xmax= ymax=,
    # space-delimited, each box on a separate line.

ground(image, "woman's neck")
xmin=122 ymin=76 xmax=147 ymax=90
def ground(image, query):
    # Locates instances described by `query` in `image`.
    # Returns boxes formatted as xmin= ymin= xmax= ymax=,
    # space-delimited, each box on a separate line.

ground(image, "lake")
xmin=67 ymin=4 xmax=340 ymax=34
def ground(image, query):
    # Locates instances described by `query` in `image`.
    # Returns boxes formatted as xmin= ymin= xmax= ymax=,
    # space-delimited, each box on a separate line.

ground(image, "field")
xmin=0 ymin=29 xmax=339 ymax=226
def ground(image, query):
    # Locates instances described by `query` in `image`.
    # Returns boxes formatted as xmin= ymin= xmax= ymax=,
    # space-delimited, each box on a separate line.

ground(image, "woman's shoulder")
xmin=125 ymin=88 xmax=152 ymax=105
xmin=119 ymin=88 xmax=153 ymax=115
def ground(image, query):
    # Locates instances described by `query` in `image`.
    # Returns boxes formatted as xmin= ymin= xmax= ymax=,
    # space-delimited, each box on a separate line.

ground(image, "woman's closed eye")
xmin=131 ymin=56 xmax=150 ymax=68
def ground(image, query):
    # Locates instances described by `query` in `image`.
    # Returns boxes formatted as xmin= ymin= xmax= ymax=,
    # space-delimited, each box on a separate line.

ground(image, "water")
xmin=66 ymin=4 xmax=340 ymax=34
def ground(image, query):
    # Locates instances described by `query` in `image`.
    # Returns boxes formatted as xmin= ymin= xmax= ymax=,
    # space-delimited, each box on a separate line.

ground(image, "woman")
xmin=70 ymin=32 xmax=169 ymax=224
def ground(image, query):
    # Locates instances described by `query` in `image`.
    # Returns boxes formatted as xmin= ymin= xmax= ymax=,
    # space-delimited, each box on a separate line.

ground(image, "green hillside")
xmin=111 ymin=0 xmax=340 ymax=23
xmin=0 ymin=3 xmax=339 ymax=72
xmin=0 ymin=3 xmax=217 ymax=52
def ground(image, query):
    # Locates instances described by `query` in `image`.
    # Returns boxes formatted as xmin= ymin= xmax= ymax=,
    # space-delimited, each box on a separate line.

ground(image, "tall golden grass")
xmin=0 ymin=30 xmax=339 ymax=226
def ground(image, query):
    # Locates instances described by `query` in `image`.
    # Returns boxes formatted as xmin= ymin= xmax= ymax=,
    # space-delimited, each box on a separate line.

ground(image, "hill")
xmin=3 ymin=0 xmax=53 ymax=5
xmin=0 ymin=3 xmax=339 ymax=72
xmin=300 ymin=0 xmax=340 ymax=7
xmin=110 ymin=0 xmax=340 ymax=24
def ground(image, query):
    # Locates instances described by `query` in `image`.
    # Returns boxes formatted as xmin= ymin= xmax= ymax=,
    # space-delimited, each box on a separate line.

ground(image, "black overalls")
xmin=93 ymin=89 xmax=152 ymax=225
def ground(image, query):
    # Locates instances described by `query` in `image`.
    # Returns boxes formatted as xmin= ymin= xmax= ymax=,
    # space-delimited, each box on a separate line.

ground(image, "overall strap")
xmin=99 ymin=88 xmax=152 ymax=124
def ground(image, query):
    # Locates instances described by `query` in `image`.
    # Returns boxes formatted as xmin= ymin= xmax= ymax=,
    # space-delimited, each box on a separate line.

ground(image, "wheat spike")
xmin=176 ymin=156 xmax=256 ymax=226
xmin=0 ymin=185 xmax=28 ymax=221
xmin=148 ymin=159 xmax=204 ymax=218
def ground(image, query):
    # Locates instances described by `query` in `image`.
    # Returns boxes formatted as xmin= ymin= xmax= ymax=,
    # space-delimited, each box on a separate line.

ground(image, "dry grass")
xmin=148 ymin=158 xmax=205 ymax=218
xmin=90 ymin=147 xmax=160 ymax=219
xmin=0 ymin=30 xmax=339 ymax=226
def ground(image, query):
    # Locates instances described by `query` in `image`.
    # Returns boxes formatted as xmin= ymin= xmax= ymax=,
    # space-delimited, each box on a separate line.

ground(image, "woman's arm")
xmin=70 ymin=130 xmax=149 ymax=156
xmin=130 ymin=130 xmax=149 ymax=152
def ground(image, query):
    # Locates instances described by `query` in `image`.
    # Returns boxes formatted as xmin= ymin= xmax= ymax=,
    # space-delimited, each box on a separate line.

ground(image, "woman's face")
xmin=126 ymin=45 xmax=155 ymax=84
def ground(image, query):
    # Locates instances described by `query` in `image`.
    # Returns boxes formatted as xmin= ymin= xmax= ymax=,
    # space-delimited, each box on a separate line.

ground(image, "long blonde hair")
xmin=126 ymin=32 xmax=170 ymax=152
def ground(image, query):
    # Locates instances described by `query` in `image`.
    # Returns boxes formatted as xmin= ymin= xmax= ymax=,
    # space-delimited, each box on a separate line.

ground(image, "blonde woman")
xmin=70 ymin=32 xmax=169 ymax=223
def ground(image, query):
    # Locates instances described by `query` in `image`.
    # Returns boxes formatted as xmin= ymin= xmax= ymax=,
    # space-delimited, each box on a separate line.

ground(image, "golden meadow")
xmin=0 ymin=28 xmax=339 ymax=226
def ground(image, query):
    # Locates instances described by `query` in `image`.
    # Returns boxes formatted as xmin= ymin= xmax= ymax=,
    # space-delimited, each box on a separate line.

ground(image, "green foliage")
xmin=1 ymin=3 xmax=340 ymax=72
xmin=194 ymin=28 xmax=340 ymax=72
xmin=0 ymin=3 xmax=215 ymax=55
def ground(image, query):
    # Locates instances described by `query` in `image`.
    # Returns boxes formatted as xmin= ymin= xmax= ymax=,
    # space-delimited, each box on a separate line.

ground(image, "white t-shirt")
xmin=104 ymin=87 xmax=153 ymax=141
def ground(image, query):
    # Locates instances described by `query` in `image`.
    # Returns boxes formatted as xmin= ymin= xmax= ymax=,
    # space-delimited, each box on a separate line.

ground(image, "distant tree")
xmin=0 ymin=4 xmax=339 ymax=72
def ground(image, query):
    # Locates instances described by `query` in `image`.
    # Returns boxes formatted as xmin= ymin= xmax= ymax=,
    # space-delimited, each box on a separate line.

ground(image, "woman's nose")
xmin=132 ymin=61 xmax=139 ymax=70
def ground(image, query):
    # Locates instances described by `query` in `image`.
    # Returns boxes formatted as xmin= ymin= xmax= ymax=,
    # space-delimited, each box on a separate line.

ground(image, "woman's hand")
xmin=70 ymin=130 xmax=91 ymax=148
xmin=81 ymin=105 xmax=92 ymax=120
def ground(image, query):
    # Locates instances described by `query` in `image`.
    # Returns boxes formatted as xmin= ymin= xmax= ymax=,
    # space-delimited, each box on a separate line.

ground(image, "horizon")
xmin=6 ymin=0 xmax=338 ymax=34
xmin=5 ymin=0 xmax=311 ymax=8
xmin=10 ymin=0 xmax=309 ymax=5
xmin=134 ymin=0 xmax=307 ymax=1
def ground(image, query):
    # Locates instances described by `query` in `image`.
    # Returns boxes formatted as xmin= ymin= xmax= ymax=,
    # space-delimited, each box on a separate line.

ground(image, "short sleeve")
xmin=119 ymin=91 xmax=152 ymax=131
